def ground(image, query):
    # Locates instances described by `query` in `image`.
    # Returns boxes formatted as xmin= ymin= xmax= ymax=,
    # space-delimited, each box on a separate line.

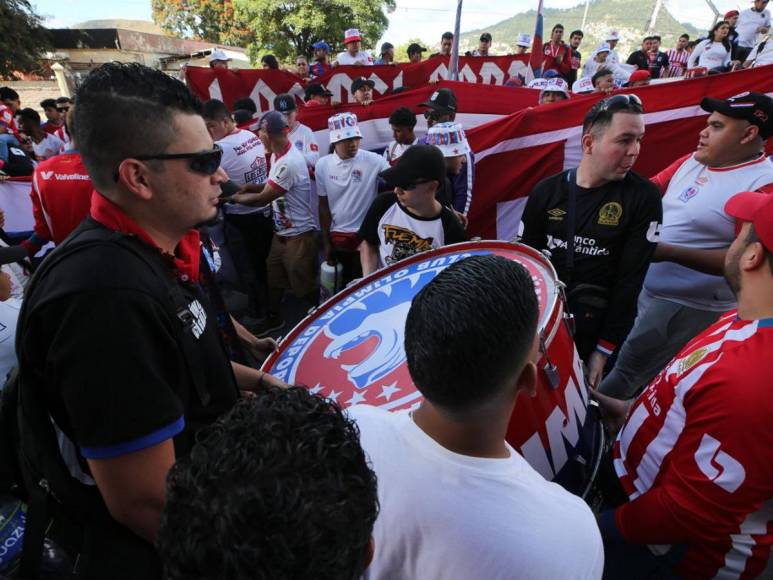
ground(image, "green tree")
xmin=234 ymin=0 xmax=396 ymax=63
xmin=0 ymin=0 xmax=51 ymax=79
xmin=151 ymin=0 xmax=251 ymax=46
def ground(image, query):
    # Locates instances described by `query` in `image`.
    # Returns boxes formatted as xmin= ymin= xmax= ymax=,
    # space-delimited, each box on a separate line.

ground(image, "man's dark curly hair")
xmin=157 ymin=386 xmax=379 ymax=580
xmin=73 ymin=62 xmax=202 ymax=192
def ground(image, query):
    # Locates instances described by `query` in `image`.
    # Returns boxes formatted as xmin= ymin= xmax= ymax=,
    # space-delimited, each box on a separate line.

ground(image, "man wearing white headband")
xmin=316 ymin=112 xmax=389 ymax=284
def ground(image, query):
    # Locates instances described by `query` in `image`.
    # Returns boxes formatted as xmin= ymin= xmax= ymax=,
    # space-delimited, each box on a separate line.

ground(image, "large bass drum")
xmin=263 ymin=241 xmax=606 ymax=498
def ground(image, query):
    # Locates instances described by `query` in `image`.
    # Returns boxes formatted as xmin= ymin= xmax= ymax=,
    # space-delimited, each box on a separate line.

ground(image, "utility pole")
xmin=581 ymin=0 xmax=591 ymax=30
xmin=450 ymin=0 xmax=463 ymax=81
xmin=646 ymin=0 xmax=663 ymax=33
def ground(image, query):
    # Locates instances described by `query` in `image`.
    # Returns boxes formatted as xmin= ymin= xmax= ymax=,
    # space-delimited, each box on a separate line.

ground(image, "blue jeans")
xmin=0 ymin=133 xmax=19 ymax=163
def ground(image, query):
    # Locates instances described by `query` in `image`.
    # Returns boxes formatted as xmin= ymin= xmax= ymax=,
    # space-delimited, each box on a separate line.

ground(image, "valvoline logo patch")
xmin=266 ymin=246 xmax=550 ymax=411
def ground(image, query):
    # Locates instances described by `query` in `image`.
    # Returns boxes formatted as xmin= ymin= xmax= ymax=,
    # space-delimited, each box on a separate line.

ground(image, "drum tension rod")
xmin=539 ymin=332 xmax=560 ymax=390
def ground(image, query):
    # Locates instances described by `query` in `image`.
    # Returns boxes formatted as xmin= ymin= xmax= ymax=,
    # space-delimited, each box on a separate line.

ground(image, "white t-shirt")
xmin=315 ymin=149 xmax=388 ymax=233
xmin=0 ymin=298 xmax=20 ymax=387
xmin=747 ymin=35 xmax=773 ymax=66
xmin=687 ymin=40 xmax=731 ymax=69
xmin=736 ymin=7 xmax=771 ymax=47
xmin=32 ymin=133 xmax=64 ymax=160
xmin=645 ymin=154 xmax=773 ymax=310
xmin=288 ymin=122 xmax=320 ymax=169
xmin=382 ymin=138 xmax=417 ymax=165
xmin=336 ymin=50 xmax=374 ymax=66
xmin=348 ymin=405 xmax=604 ymax=580
xmin=268 ymin=144 xmax=315 ymax=236
xmin=217 ymin=128 xmax=269 ymax=216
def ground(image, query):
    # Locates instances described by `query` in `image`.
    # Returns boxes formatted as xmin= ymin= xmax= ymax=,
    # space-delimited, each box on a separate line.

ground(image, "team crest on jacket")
xmin=547 ymin=208 xmax=566 ymax=221
xmin=598 ymin=202 xmax=622 ymax=226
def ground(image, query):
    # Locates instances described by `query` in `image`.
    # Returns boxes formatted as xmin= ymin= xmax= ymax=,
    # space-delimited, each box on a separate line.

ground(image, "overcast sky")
xmin=34 ymin=0 xmax=749 ymax=46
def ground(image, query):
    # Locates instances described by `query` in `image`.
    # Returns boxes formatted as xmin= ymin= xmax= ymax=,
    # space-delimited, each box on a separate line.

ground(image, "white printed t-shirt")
xmin=336 ymin=50 xmax=374 ymax=66
xmin=315 ymin=149 xmax=388 ymax=233
xmin=382 ymin=138 xmax=418 ymax=165
xmin=736 ymin=7 xmax=771 ymax=48
xmin=348 ymin=405 xmax=605 ymax=580
xmin=268 ymin=143 xmax=315 ymax=236
xmin=217 ymin=128 xmax=269 ymax=216
xmin=288 ymin=122 xmax=320 ymax=169
xmin=32 ymin=133 xmax=64 ymax=160
xmin=645 ymin=153 xmax=773 ymax=310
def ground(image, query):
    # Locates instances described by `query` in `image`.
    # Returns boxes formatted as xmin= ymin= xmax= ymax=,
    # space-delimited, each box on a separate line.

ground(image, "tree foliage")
xmin=0 ymin=0 xmax=51 ymax=79
xmin=234 ymin=0 xmax=395 ymax=62
xmin=151 ymin=0 xmax=251 ymax=46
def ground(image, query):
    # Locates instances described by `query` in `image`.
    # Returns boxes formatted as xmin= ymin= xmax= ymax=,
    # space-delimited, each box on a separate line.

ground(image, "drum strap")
xmin=565 ymin=170 xmax=578 ymax=287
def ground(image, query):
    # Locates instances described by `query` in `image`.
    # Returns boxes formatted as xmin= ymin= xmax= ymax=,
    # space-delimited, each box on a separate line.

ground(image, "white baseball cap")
xmin=425 ymin=122 xmax=470 ymax=158
xmin=606 ymin=30 xmax=620 ymax=41
xmin=208 ymin=49 xmax=231 ymax=63
xmin=527 ymin=78 xmax=549 ymax=90
xmin=572 ymin=77 xmax=595 ymax=94
xmin=540 ymin=78 xmax=570 ymax=99
xmin=328 ymin=112 xmax=362 ymax=143
xmin=516 ymin=33 xmax=531 ymax=48
xmin=594 ymin=43 xmax=612 ymax=57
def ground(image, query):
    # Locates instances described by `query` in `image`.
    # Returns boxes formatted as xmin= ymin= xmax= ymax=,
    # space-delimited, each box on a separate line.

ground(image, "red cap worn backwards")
xmin=724 ymin=191 xmax=773 ymax=252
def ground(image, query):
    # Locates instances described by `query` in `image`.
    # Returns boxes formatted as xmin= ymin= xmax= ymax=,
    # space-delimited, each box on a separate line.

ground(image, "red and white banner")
xmin=185 ymin=55 xmax=529 ymax=109
xmin=296 ymin=80 xmax=538 ymax=153
xmin=0 ymin=178 xmax=34 ymax=235
xmin=466 ymin=66 xmax=773 ymax=239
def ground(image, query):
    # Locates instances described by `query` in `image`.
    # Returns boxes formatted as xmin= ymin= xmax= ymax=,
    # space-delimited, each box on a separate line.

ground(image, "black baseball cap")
xmin=419 ymin=87 xmax=457 ymax=114
xmin=273 ymin=93 xmax=297 ymax=113
xmin=351 ymin=77 xmax=376 ymax=92
xmin=480 ymin=32 xmax=492 ymax=42
xmin=304 ymin=83 xmax=332 ymax=100
xmin=379 ymin=145 xmax=446 ymax=188
xmin=407 ymin=43 xmax=427 ymax=54
xmin=701 ymin=92 xmax=773 ymax=139
xmin=381 ymin=42 xmax=394 ymax=54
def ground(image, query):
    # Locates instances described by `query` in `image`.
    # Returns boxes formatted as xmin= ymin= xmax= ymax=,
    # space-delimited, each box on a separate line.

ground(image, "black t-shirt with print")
xmin=520 ymin=170 xmax=662 ymax=349
xmin=359 ymin=192 xmax=466 ymax=268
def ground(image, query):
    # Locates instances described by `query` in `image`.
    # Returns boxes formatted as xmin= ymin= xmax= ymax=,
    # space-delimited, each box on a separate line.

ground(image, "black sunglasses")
xmin=113 ymin=145 xmax=223 ymax=182
xmin=586 ymin=94 xmax=644 ymax=130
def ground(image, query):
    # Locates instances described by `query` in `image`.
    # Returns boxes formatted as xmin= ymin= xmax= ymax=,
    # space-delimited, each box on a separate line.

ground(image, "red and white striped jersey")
xmin=665 ymin=48 xmax=690 ymax=77
xmin=613 ymin=311 xmax=773 ymax=579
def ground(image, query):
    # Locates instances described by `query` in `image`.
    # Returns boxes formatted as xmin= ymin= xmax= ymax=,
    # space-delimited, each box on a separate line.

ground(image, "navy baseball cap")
xmin=701 ymin=92 xmax=773 ymax=139
xmin=274 ymin=93 xmax=297 ymax=113
xmin=259 ymin=111 xmax=289 ymax=134
xmin=304 ymin=83 xmax=333 ymax=100
xmin=419 ymin=88 xmax=457 ymax=114
xmin=312 ymin=40 xmax=330 ymax=52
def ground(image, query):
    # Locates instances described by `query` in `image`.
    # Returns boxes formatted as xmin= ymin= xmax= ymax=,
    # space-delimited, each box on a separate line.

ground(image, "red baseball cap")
xmin=724 ymin=9 xmax=739 ymax=18
xmin=725 ymin=191 xmax=773 ymax=251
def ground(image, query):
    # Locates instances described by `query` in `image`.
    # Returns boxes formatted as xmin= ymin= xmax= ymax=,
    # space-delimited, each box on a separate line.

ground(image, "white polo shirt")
xmin=217 ymin=128 xmax=269 ymax=216
xmin=315 ymin=149 xmax=389 ymax=233
xmin=268 ymin=144 xmax=315 ymax=236
xmin=32 ymin=133 xmax=64 ymax=160
xmin=736 ymin=7 xmax=771 ymax=47
xmin=645 ymin=153 xmax=773 ymax=310
xmin=336 ymin=50 xmax=374 ymax=66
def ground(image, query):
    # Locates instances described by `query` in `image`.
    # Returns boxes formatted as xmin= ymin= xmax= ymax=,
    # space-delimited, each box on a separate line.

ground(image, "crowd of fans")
xmin=0 ymin=1 xmax=771 ymax=578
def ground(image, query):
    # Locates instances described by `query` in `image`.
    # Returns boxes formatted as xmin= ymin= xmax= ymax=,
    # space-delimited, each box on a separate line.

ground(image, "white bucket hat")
xmin=516 ymin=33 xmax=531 ymax=48
xmin=208 ymin=49 xmax=231 ymax=63
xmin=540 ymin=78 xmax=570 ymax=99
xmin=328 ymin=112 xmax=362 ymax=143
xmin=426 ymin=122 xmax=470 ymax=158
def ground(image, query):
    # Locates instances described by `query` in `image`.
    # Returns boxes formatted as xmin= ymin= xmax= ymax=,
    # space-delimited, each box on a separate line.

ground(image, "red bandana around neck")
xmin=90 ymin=191 xmax=201 ymax=283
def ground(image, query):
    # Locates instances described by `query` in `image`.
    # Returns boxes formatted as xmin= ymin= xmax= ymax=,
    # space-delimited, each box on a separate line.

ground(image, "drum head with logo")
xmin=263 ymin=241 xmax=557 ymax=410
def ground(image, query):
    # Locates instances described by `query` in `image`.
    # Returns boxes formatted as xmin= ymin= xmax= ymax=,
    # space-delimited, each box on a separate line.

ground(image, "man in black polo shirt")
xmin=16 ymin=63 xmax=268 ymax=578
xmin=519 ymin=94 xmax=661 ymax=387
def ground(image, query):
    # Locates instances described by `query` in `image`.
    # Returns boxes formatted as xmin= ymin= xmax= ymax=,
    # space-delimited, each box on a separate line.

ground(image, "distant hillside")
xmin=459 ymin=0 xmax=702 ymax=58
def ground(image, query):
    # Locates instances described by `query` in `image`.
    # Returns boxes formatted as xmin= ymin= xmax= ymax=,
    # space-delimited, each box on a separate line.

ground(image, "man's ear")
xmin=739 ymin=123 xmax=760 ymax=146
xmin=516 ymin=361 xmax=538 ymax=398
xmin=742 ymin=239 xmax=768 ymax=273
xmin=581 ymin=132 xmax=594 ymax=155
xmin=116 ymin=159 xmax=155 ymax=201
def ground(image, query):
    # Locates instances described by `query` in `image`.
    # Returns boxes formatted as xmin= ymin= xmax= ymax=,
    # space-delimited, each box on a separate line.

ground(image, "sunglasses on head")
xmin=114 ymin=145 xmax=223 ymax=182
xmin=586 ymin=94 xmax=643 ymax=129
